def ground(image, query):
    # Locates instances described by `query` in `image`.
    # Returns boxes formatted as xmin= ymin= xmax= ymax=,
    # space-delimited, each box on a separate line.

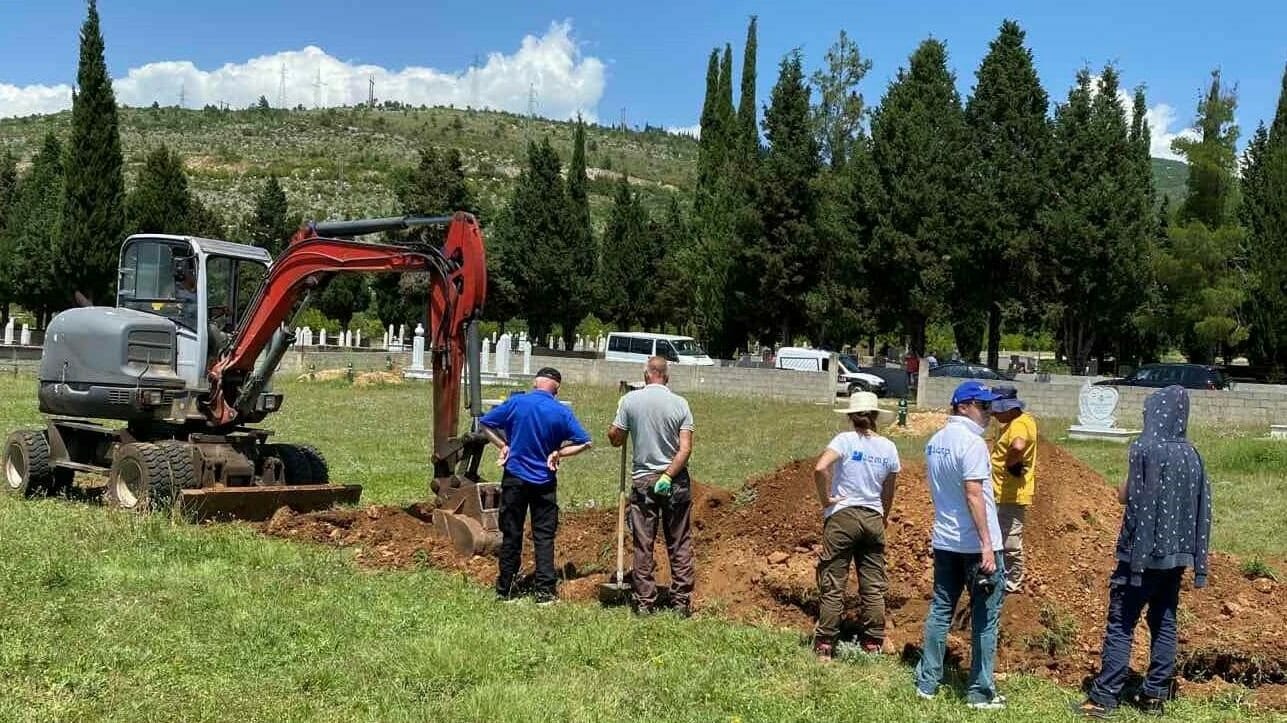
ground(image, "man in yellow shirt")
xmin=990 ymin=385 xmax=1037 ymax=594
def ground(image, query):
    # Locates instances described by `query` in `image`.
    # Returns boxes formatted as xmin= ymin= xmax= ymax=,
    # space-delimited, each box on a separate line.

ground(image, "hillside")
xmin=0 ymin=105 xmax=698 ymax=233
xmin=1152 ymin=157 xmax=1188 ymax=207
xmin=1 ymin=105 xmax=1189 ymax=233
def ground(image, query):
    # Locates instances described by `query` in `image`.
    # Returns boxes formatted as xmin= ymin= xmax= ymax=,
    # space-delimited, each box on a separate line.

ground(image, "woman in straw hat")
xmin=811 ymin=392 xmax=901 ymax=661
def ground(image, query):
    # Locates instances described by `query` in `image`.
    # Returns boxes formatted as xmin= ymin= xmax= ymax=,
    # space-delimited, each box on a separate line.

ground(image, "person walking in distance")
xmin=608 ymin=357 xmax=696 ymax=615
xmin=915 ymin=381 xmax=1007 ymax=710
xmin=481 ymin=368 xmax=592 ymax=604
xmin=1075 ymin=386 xmax=1212 ymax=718
xmin=811 ymin=392 xmax=901 ymax=661
xmin=990 ymin=385 xmax=1038 ymax=593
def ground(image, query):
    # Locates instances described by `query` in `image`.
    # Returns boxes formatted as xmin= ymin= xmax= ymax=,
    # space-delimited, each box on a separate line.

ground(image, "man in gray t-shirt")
xmin=608 ymin=356 xmax=695 ymax=615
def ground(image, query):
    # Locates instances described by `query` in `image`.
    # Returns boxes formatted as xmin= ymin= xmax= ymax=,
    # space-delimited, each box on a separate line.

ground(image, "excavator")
xmin=1 ymin=212 xmax=500 ymax=555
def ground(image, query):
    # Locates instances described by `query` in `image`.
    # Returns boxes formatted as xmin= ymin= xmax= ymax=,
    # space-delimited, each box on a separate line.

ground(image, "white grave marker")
xmin=19 ymin=324 xmax=31 ymax=346
xmin=522 ymin=340 xmax=532 ymax=376
xmin=496 ymin=333 xmax=512 ymax=378
xmin=2 ymin=318 xmax=12 ymax=346
xmin=410 ymin=324 xmax=426 ymax=370
xmin=1068 ymin=383 xmax=1140 ymax=443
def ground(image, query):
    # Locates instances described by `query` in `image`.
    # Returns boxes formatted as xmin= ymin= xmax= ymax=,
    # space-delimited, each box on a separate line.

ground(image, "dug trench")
xmin=259 ymin=440 xmax=1287 ymax=708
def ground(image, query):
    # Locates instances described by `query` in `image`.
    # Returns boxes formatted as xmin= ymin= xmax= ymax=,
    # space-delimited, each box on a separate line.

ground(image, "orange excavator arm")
xmin=204 ymin=212 xmax=487 ymax=473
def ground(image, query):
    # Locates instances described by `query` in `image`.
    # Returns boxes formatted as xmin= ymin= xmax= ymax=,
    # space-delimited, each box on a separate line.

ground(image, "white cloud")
xmin=0 ymin=21 xmax=605 ymax=121
xmin=1143 ymin=102 xmax=1198 ymax=161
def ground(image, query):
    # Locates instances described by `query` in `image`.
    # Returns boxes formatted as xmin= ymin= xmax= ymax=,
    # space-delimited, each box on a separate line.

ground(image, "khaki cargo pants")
xmin=815 ymin=505 xmax=887 ymax=642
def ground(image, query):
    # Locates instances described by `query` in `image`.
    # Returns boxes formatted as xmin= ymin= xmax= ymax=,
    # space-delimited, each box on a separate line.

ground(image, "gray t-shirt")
xmin=612 ymin=383 xmax=695 ymax=479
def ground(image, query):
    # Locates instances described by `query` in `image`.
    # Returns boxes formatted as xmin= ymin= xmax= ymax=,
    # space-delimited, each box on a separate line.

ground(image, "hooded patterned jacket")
xmin=1115 ymin=385 xmax=1213 ymax=587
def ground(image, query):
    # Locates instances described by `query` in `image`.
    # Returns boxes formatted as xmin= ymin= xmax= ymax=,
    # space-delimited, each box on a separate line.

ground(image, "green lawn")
xmin=0 ymin=374 xmax=1275 ymax=720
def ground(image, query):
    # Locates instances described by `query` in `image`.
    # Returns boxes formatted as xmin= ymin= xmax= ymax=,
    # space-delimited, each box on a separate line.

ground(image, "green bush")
xmin=295 ymin=307 xmax=339 ymax=334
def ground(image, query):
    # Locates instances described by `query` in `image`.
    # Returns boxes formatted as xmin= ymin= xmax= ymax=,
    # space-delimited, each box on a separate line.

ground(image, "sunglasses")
xmin=972 ymin=400 xmax=992 ymax=411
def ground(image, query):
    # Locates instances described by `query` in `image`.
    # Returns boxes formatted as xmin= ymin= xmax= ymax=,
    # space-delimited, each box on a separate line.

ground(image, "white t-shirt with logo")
xmin=924 ymin=415 xmax=1003 ymax=553
xmin=823 ymin=432 xmax=901 ymax=519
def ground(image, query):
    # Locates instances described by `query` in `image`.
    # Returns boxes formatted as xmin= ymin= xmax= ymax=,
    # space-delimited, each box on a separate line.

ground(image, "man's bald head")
xmin=645 ymin=356 xmax=669 ymax=384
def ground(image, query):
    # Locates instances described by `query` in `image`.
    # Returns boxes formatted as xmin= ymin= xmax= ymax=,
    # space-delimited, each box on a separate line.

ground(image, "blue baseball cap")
xmin=951 ymin=380 xmax=1000 ymax=406
xmin=991 ymin=384 xmax=1025 ymax=413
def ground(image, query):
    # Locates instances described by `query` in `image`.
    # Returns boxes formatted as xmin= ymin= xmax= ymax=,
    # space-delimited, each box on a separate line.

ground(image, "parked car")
xmin=928 ymin=362 xmax=1012 ymax=381
xmin=837 ymin=354 xmax=889 ymax=397
xmin=605 ymin=332 xmax=716 ymax=366
xmin=1094 ymin=363 xmax=1230 ymax=390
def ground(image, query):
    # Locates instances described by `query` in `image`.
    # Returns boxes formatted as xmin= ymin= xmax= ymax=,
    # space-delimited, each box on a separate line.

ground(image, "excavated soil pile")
xmin=261 ymin=441 xmax=1287 ymax=704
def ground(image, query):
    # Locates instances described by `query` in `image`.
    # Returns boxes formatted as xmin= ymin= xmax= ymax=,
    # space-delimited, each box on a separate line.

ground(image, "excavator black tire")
xmin=106 ymin=442 xmax=190 ymax=512
xmin=3 ymin=430 xmax=54 ymax=498
xmin=264 ymin=444 xmax=329 ymax=485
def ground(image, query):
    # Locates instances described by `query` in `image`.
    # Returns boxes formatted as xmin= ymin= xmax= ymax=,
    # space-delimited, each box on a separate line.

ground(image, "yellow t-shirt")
xmin=992 ymin=412 xmax=1038 ymax=505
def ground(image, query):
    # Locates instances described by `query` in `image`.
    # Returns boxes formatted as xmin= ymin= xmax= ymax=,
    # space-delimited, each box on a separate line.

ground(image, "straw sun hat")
xmin=833 ymin=391 xmax=895 ymax=424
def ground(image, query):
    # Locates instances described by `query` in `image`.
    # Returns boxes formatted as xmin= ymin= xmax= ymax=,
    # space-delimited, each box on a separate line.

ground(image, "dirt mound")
xmin=259 ymin=441 xmax=1287 ymax=704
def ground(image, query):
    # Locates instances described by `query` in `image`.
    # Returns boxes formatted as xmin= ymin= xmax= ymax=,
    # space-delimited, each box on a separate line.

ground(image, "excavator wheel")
xmin=3 ymin=430 xmax=55 ymax=498
xmin=263 ymin=444 xmax=330 ymax=485
xmin=106 ymin=442 xmax=192 ymax=512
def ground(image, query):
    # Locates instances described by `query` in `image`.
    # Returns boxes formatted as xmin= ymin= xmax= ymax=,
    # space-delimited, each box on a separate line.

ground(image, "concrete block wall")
xmin=276 ymin=350 xmax=836 ymax=404
xmin=920 ymin=375 xmax=1287 ymax=428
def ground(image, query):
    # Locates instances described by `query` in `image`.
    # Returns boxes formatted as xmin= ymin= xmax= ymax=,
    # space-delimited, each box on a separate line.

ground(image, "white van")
xmin=605 ymin=332 xmax=716 ymax=366
xmin=775 ymin=347 xmax=888 ymax=397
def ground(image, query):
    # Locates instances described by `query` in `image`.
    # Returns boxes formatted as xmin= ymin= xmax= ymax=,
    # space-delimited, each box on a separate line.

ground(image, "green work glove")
xmin=653 ymin=473 xmax=673 ymax=497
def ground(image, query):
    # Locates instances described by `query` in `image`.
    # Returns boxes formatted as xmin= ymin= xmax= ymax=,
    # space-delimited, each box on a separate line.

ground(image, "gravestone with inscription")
xmin=1068 ymin=382 xmax=1140 ymax=443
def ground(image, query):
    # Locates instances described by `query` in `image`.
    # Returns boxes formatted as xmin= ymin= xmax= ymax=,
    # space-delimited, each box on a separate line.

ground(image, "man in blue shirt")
xmin=481 ymin=367 xmax=592 ymax=604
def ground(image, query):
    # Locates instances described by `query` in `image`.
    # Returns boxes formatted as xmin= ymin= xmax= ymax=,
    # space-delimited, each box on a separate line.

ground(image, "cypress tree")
xmin=0 ymin=149 xmax=14 ymax=324
xmin=249 ymin=176 xmax=293 ymax=256
xmin=736 ymin=17 xmax=759 ymax=166
xmin=61 ymin=0 xmax=126 ymax=307
xmin=756 ymin=49 xmax=820 ymax=344
xmin=2 ymin=134 xmax=66 ymax=322
xmin=1175 ymin=70 xmax=1239 ymax=229
xmin=598 ymin=174 xmax=652 ymax=327
xmin=869 ymin=39 xmax=969 ymax=356
xmin=561 ymin=118 xmax=595 ymax=348
xmin=718 ymin=45 xmax=736 ymax=151
xmin=128 ymin=145 xmax=191 ymax=234
xmin=962 ymin=19 xmax=1050 ymax=368
xmin=695 ymin=50 xmax=724 ymax=216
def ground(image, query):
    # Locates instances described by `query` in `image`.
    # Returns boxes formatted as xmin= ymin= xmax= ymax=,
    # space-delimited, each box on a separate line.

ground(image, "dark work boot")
xmin=813 ymin=637 xmax=835 ymax=663
xmin=1129 ymin=692 xmax=1165 ymax=716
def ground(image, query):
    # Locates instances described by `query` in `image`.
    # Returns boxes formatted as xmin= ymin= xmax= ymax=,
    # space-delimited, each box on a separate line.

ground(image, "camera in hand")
xmin=974 ymin=569 xmax=996 ymax=595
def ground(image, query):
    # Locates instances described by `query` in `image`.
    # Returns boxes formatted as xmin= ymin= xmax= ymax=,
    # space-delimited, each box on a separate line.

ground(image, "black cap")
xmin=535 ymin=367 xmax=562 ymax=384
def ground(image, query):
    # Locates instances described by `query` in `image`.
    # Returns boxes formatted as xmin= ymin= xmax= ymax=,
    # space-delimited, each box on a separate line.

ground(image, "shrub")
xmin=1239 ymin=557 xmax=1279 ymax=581
xmin=1026 ymin=604 xmax=1078 ymax=656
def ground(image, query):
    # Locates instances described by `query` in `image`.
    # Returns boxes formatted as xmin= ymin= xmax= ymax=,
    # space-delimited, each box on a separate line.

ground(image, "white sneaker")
xmin=915 ymin=687 xmax=936 ymax=700
xmin=967 ymin=695 xmax=1007 ymax=710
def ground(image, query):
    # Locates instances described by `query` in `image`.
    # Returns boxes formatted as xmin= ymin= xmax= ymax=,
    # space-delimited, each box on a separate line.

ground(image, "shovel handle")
xmin=616 ymin=443 xmax=627 ymax=585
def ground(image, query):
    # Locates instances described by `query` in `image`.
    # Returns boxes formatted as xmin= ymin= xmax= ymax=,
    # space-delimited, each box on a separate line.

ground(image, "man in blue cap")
xmin=915 ymin=380 xmax=1007 ymax=710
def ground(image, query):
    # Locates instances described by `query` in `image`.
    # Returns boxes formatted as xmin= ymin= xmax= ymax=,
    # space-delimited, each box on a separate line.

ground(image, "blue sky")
xmin=1 ymin=1 xmax=1284 ymax=158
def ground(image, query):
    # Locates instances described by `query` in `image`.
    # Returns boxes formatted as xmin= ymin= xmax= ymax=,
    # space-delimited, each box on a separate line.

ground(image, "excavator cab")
xmin=116 ymin=236 xmax=270 ymax=389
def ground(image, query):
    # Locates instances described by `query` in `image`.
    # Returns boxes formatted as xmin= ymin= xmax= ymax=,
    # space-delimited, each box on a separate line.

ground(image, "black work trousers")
xmin=495 ymin=472 xmax=559 ymax=597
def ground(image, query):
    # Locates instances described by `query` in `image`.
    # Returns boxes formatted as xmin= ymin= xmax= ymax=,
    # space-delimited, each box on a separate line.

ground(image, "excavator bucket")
xmin=177 ymin=484 xmax=363 ymax=522
xmin=431 ymin=478 xmax=501 ymax=557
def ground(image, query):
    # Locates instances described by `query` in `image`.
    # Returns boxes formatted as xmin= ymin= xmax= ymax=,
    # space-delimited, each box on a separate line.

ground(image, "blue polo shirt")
xmin=480 ymin=390 xmax=591 ymax=484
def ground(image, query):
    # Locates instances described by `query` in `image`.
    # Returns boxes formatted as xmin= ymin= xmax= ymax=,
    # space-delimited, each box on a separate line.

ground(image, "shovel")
xmin=598 ymin=442 xmax=631 ymax=606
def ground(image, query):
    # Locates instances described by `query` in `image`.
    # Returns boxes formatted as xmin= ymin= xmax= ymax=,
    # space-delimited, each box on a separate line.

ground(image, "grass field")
xmin=0 ymin=374 xmax=1276 ymax=721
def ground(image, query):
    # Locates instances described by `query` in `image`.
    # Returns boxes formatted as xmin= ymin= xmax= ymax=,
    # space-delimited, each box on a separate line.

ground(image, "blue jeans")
xmin=1088 ymin=563 xmax=1183 ymax=708
xmin=915 ymin=549 xmax=1005 ymax=703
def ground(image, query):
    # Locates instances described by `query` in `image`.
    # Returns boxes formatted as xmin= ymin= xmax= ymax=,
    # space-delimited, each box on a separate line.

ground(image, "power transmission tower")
xmin=620 ymin=107 xmax=628 ymax=132
xmin=470 ymin=53 xmax=481 ymax=109
xmin=178 ymin=82 xmax=185 ymax=108
xmin=368 ymin=76 xmax=375 ymax=109
xmin=313 ymin=69 xmax=324 ymax=108
xmin=525 ymin=82 xmax=538 ymax=145
xmin=278 ymin=64 xmax=287 ymax=108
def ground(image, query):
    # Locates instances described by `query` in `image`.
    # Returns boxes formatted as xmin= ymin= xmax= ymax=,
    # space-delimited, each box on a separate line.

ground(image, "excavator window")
xmin=118 ymin=239 xmax=198 ymax=330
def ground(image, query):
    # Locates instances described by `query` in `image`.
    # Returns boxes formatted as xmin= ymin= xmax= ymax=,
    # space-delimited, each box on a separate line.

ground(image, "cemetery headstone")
xmin=2 ymin=318 xmax=12 ymax=346
xmin=19 ymin=324 xmax=31 ymax=346
xmin=320 ymin=329 xmax=328 ymax=347
xmin=1068 ymin=382 xmax=1140 ymax=443
xmin=522 ymin=340 xmax=532 ymax=376
xmin=496 ymin=333 xmax=512 ymax=378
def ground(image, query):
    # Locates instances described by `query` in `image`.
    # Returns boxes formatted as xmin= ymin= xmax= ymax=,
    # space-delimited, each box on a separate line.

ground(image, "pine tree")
xmin=1044 ymin=68 xmax=1155 ymax=372
xmin=1175 ymin=70 xmax=1239 ymax=229
xmin=61 ymin=0 xmax=126 ymax=307
xmin=1 ymin=134 xmax=66 ymax=322
xmin=652 ymin=196 xmax=694 ymax=331
xmin=811 ymin=30 xmax=872 ymax=169
xmin=1241 ymin=63 xmax=1287 ymax=371
xmin=962 ymin=20 xmax=1050 ymax=367
xmin=1149 ymin=69 xmax=1247 ymax=362
xmin=0 ymin=149 xmax=15 ymax=324
xmin=249 ymin=176 xmax=293 ymax=256
xmin=735 ymin=16 xmax=759 ymax=167
xmin=755 ymin=49 xmax=820 ymax=344
xmin=869 ymin=39 xmax=969 ymax=355
xmin=128 ymin=145 xmax=191 ymax=234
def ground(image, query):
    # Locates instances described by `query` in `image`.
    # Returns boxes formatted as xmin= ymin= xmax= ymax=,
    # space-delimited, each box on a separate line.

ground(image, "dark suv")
xmin=1094 ymin=363 xmax=1230 ymax=391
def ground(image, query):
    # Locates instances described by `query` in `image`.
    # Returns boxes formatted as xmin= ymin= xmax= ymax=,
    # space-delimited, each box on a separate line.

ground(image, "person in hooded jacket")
xmin=1075 ymin=385 xmax=1213 ymax=718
